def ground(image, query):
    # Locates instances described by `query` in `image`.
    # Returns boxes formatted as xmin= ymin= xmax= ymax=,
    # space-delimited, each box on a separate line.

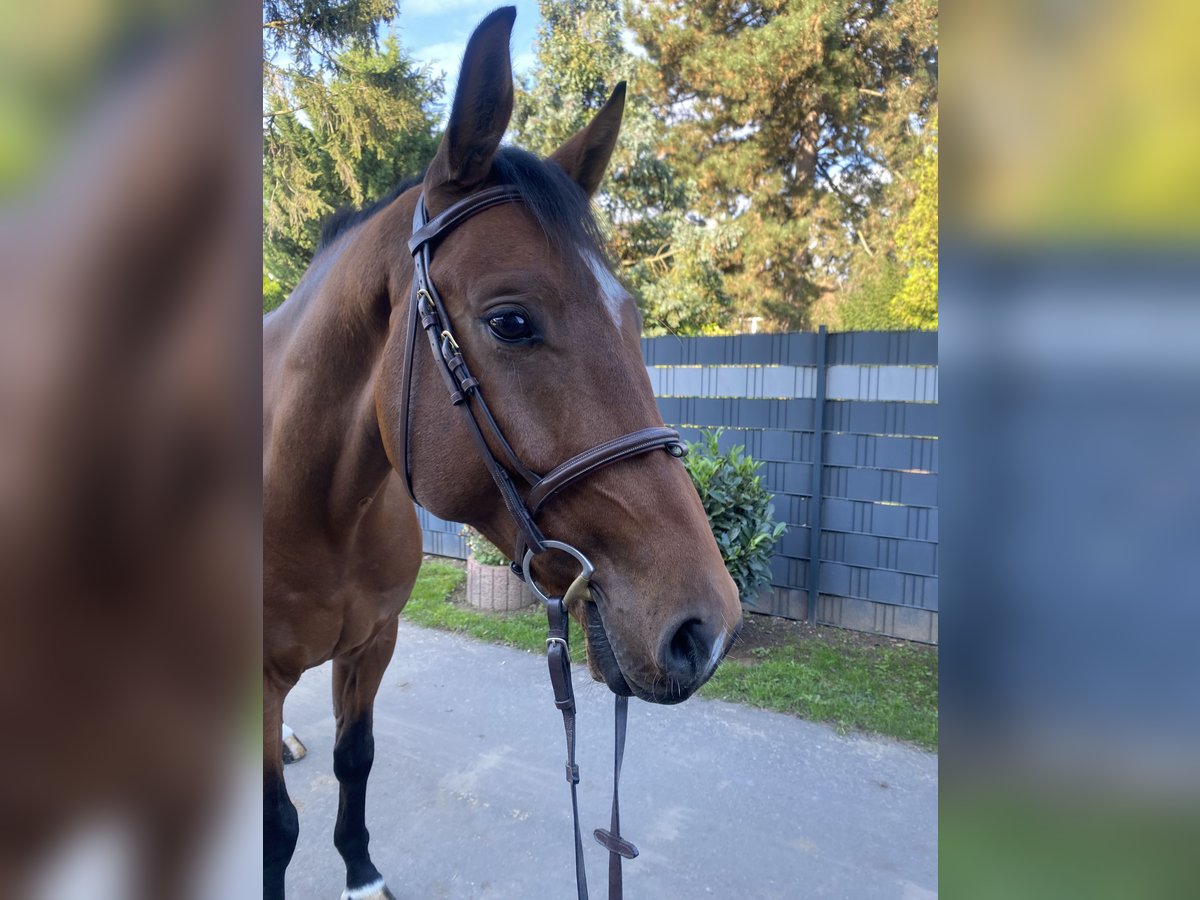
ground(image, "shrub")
xmin=683 ymin=429 xmax=786 ymax=602
xmin=462 ymin=526 xmax=508 ymax=567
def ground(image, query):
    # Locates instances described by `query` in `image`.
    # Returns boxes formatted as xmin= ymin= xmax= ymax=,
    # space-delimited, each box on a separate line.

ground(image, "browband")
xmin=397 ymin=184 xmax=686 ymax=576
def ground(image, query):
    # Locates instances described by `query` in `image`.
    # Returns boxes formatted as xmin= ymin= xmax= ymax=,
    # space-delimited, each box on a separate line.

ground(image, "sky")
xmin=391 ymin=0 xmax=543 ymax=111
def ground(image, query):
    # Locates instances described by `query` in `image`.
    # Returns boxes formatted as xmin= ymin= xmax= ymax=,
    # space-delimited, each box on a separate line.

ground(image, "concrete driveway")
xmin=283 ymin=622 xmax=937 ymax=899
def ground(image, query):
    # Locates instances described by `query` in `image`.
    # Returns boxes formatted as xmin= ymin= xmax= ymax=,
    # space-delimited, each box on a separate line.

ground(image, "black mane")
xmin=316 ymin=175 xmax=424 ymax=251
xmin=314 ymin=147 xmax=606 ymax=259
xmin=490 ymin=147 xmax=607 ymax=258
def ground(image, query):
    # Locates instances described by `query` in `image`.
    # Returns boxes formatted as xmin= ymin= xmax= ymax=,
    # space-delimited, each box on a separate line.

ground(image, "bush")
xmin=682 ymin=429 xmax=786 ymax=603
xmin=462 ymin=526 xmax=508 ymax=567
xmin=263 ymin=271 xmax=286 ymax=314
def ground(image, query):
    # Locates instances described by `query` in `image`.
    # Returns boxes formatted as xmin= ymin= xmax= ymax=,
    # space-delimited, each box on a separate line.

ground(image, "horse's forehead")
xmin=449 ymin=210 xmax=629 ymax=327
xmin=580 ymin=248 xmax=628 ymax=330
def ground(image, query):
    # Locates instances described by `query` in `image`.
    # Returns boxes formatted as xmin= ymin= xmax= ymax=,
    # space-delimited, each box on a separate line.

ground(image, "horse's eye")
xmin=486 ymin=309 xmax=535 ymax=343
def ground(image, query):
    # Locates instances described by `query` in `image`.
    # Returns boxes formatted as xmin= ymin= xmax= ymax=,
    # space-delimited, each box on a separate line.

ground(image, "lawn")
xmin=405 ymin=560 xmax=938 ymax=750
xmin=403 ymin=561 xmax=586 ymax=663
xmin=700 ymin=631 xmax=938 ymax=750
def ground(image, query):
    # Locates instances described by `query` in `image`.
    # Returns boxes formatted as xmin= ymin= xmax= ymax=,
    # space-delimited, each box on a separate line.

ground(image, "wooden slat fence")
xmin=418 ymin=330 xmax=938 ymax=643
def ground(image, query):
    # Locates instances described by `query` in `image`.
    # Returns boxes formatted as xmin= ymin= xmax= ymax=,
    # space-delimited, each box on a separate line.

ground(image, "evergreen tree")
xmin=836 ymin=256 xmax=906 ymax=330
xmin=512 ymin=0 xmax=734 ymax=334
xmin=628 ymin=0 xmax=938 ymax=330
xmin=263 ymin=2 xmax=442 ymax=306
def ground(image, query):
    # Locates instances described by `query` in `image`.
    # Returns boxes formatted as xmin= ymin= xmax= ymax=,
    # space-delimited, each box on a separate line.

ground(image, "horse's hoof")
xmin=341 ymin=879 xmax=395 ymax=900
xmin=282 ymin=723 xmax=307 ymax=765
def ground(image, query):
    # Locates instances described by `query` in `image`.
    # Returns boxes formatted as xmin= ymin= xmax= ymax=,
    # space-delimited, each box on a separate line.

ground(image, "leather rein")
xmin=399 ymin=184 xmax=686 ymax=899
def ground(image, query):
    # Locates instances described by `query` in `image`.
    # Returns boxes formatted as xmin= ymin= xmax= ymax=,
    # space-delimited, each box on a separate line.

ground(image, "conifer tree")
xmin=513 ymin=0 xmax=735 ymax=334
xmin=628 ymin=0 xmax=938 ymax=329
xmin=263 ymin=2 xmax=441 ymax=306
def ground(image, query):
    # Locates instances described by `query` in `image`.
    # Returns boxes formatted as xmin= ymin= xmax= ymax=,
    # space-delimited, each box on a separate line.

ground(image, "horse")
xmin=0 ymin=12 xmax=255 ymax=899
xmin=262 ymin=7 xmax=742 ymax=898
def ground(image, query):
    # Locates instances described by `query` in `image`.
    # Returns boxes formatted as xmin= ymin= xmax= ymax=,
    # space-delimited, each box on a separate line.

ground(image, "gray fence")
xmin=418 ymin=329 xmax=938 ymax=644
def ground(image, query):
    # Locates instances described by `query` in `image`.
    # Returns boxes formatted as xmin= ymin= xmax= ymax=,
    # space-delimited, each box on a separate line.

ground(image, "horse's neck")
xmin=264 ymin=231 xmax=405 ymax=533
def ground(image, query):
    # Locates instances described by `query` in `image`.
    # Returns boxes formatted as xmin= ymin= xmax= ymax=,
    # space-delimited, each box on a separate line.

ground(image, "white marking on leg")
xmin=582 ymin=250 xmax=628 ymax=329
xmin=341 ymin=877 xmax=387 ymax=900
xmin=281 ymin=722 xmax=307 ymax=762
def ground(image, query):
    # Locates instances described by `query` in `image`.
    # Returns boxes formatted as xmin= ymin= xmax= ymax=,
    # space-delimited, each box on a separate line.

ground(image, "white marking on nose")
xmin=582 ymin=249 xmax=627 ymax=329
xmin=706 ymin=627 xmax=728 ymax=677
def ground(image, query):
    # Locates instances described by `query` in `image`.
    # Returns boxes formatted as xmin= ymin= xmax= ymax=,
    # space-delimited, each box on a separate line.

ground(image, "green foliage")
xmin=512 ymin=0 xmax=731 ymax=335
xmin=629 ymin=0 xmax=938 ymax=330
xmin=633 ymin=215 xmax=740 ymax=334
xmin=461 ymin=526 xmax=508 ymax=567
xmin=263 ymin=1 xmax=397 ymax=57
xmin=891 ymin=112 xmax=938 ymax=330
xmin=837 ymin=256 xmax=907 ymax=331
xmin=683 ymin=429 xmax=786 ymax=602
xmin=263 ymin=271 xmax=287 ymax=314
xmin=263 ymin=6 xmax=442 ymax=298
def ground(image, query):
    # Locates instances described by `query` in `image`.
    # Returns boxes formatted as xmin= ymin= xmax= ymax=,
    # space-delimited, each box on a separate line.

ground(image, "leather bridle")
xmin=399 ymin=184 xmax=687 ymax=899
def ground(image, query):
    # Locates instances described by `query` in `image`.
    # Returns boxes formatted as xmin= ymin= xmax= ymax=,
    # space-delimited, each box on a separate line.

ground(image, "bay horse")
xmin=263 ymin=7 xmax=742 ymax=898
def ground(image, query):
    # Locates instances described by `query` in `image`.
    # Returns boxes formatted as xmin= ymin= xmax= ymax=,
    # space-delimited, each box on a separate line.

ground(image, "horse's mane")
xmin=317 ymin=175 xmax=424 ymax=251
xmin=315 ymin=147 xmax=607 ymax=260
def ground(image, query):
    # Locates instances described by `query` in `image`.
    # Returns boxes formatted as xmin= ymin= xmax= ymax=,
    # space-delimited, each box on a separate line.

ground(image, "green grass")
xmin=941 ymin=788 xmax=1199 ymax=899
xmin=404 ymin=561 xmax=585 ymax=662
xmin=699 ymin=639 xmax=938 ymax=749
xmin=407 ymin=561 xmax=937 ymax=749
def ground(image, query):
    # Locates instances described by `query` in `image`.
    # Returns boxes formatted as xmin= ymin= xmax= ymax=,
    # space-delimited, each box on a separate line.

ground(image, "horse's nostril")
xmin=661 ymin=617 xmax=710 ymax=683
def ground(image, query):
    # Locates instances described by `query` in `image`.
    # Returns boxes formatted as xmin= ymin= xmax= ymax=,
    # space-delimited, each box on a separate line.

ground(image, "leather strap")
xmin=594 ymin=695 xmax=638 ymax=900
xmin=512 ymin=426 xmax=685 ymax=581
xmin=408 ymin=186 xmax=524 ymax=255
xmin=400 ymin=185 xmax=685 ymax=569
xmin=399 ymin=183 xmax=688 ymax=900
xmin=530 ymin=427 xmax=683 ymax=514
xmin=546 ymin=597 xmax=588 ymax=899
xmin=547 ymin=592 xmax=639 ymax=900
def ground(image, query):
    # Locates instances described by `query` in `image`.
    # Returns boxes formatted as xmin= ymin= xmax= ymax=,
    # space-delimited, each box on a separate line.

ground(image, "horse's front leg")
xmin=332 ymin=617 xmax=399 ymax=900
xmin=281 ymin=722 xmax=307 ymax=764
xmin=264 ymin=673 xmax=299 ymax=900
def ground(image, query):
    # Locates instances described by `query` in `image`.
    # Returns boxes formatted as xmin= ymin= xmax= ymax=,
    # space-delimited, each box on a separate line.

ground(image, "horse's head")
xmin=376 ymin=7 xmax=741 ymax=703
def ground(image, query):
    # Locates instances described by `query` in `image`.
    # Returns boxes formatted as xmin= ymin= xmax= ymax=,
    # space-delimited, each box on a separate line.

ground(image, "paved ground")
xmin=283 ymin=622 xmax=937 ymax=899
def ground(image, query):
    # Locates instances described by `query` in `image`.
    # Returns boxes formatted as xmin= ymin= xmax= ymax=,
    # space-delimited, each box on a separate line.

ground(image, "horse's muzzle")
xmin=584 ymin=585 xmax=740 ymax=705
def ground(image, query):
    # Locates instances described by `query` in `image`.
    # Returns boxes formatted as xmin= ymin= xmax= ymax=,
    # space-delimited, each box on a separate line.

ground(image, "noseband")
xmin=399 ymin=184 xmax=684 ymax=588
xmin=399 ymin=184 xmax=686 ymax=899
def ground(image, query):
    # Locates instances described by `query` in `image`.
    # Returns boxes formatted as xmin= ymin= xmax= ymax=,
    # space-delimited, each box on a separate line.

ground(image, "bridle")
xmin=399 ymin=183 xmax=687 ymax=899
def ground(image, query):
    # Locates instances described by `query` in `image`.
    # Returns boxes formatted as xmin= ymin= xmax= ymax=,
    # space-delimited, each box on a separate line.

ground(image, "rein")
xmin=401 ymin=184 xmax=686 ymax=899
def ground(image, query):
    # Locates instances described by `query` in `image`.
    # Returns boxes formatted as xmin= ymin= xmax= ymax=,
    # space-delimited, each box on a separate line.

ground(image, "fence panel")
xmin=417 ymin=330 xmax=938 ymax=643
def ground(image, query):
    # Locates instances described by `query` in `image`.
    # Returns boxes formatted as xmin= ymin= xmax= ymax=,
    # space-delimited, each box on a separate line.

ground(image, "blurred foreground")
xmin=0 ymin=3 xmax=258 ymax=897
xmin=944 ymin=1 xmax=1200 ymax=896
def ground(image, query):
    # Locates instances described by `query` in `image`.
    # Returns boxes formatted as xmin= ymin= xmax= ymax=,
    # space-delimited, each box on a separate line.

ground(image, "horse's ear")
xmin=548 ymin=82 xmax=626 ymax=198
xmin=426 ymin=6 xmax=516 ymax=193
